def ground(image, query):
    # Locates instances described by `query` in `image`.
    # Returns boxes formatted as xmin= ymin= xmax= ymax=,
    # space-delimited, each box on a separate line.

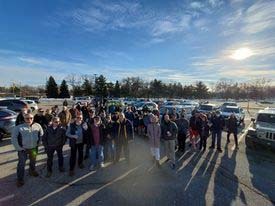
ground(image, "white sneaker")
xmin=89 ymin=165 xmax=95 ymax=171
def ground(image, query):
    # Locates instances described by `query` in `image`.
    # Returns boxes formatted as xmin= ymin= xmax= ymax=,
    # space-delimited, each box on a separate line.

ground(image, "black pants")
xmin=46 ymin=146 xmax=64 ymax=172
xmin=227 ymin=131 xmax=238 ymax=146
xmin=115 ymin=138 xmax=129 ymax=162
xmin=199 ymin=135 xmax=208 ymax=150
xmin=70 ymin=143 xmax=84 ymax=171
xmin=84 ymin=144 xmax=90 ymax=158
xmin=177 ymin=133 xmax=187 ymax=152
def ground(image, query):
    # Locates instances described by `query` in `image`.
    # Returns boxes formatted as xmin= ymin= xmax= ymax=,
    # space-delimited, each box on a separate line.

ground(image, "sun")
xmin=230 ymin=47 xmax=253 ymax=60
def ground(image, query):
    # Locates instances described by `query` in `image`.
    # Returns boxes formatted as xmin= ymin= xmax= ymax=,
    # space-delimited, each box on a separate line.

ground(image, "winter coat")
xmin=161 ymin=120 xmax=178 ymax=140
xmin=175 ymin=118 xmax=189 ymax=135
xmin=147 ymin=122 xmax=161 ymax=148
xmin=43 ymin=126 xmax=66 ymax=148
xmin=12 ymin=123 xmax=44 ymax=151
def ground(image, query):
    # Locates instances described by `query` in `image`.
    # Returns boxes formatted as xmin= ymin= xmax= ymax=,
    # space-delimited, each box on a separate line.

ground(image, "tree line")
xmin=0 ymin=74 xmax=274 ymax=100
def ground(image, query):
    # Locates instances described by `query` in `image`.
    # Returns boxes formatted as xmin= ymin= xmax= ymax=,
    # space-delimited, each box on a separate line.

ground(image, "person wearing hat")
xmin=58 ymin=106 xmax=72 ymax=128
xmin=209 ymin=111 xmax=225 ymax=152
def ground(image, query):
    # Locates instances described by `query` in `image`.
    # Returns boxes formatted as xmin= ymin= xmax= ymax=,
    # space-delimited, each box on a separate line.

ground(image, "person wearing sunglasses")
xmin=11 ymin=113 xmax=44 ymax=187
xmin=42 ymin=117 xmax=67 ymax=178
xmin=66 ymin=114 xmax=89 ymax=176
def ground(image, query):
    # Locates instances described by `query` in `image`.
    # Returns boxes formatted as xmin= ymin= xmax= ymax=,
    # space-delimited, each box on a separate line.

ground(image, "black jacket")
xmin=43 ymin=126 xmax=66 ymax=147
xmin=161 ymin=120 xmax=178 ymax=140
xmin=113 ymin=119 xmax=133 ymax=140
xmin=227 ymin=117 xmax=238 ymax=132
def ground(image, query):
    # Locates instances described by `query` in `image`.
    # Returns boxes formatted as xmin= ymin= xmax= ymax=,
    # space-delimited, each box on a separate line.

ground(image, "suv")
xmin=197 ymin=103 xmax=218 ymax=114
xmin=221 ymin=106 xmax=245 ymax=125
xmin=246 ymin=107 xmax=275 ymax=148
xmin=0 ymin=99 xmax=28 ymax=112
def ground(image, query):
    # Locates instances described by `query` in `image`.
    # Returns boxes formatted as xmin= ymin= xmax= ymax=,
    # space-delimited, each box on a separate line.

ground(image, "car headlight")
xmin=247 ymin=128 xmax=257 ymax=137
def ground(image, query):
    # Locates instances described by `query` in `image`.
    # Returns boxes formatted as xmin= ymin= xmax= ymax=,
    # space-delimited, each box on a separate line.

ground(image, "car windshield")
xmin=222 ymin=107 xmax=239 ymax=113
xmin=257 ymin=113 xmax=275 ymax=124
xmin=200 ymin=105 xmax=213 ymax=110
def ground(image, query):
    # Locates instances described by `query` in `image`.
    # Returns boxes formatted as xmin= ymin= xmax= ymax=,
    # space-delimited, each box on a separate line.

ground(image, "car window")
xmin=257 ymin=114 xmax=275 ymax=124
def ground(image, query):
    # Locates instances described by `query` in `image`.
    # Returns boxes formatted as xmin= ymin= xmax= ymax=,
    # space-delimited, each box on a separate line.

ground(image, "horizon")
xmin=0 ymin=0 xmax=275 ymax=86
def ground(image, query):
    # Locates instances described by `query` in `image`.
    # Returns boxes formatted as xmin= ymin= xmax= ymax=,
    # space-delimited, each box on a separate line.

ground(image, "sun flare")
xmin=230 ymin=47 xmax=253 ymax=60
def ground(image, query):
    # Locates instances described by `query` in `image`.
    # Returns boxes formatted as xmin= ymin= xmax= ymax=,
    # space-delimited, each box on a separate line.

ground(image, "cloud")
xmin=221 ymin=1 xmax=275 ymax=36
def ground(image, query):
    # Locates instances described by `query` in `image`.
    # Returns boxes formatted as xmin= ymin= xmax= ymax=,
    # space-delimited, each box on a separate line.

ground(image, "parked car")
xmin=246 ymin=107 xmax=275 ymax=149
xmin=73 ymin=96 xmax=91 ymax=105
xmin=24 ymin=96 xmax=40 ymax=104
xmin=0 ymin=107 xmax=17 ymax=141
xmin=197 ymin=103 xmax=218 ymax=114
xmin=221 ymin=106 xmax=245 ymax=125
xmin=135 ymin=102 xmax=158 ymax=111
xmin=0 ymin=99 xmax=28 ymax=112
xmin=22 ymin=100 xmax=38 ymax=112
xmin=221 ymin=102 xmax=238 ymax=109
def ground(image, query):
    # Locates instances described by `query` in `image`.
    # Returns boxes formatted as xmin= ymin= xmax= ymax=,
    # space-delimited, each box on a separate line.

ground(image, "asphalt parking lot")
xmin=0 ymin=116 xmax=275 ymax=206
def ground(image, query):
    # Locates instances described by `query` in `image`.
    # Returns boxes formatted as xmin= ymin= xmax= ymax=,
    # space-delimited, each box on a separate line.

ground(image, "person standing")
xmin=227 ymin=113 xmax=239 ymax=149
xmin=58 ymin=106 xmax=72 ymax=128
xmin=161 ymin=114 xmax=178 ymax=170
xmin=43 ymin=117 xmax=67 ymax=177
xmin=147 ymin=115 xmax=161 ymax=167
xmin=15 ymin=108 xmax=30 ymax=126
xmin=11 ymin=113 xmax=44 ymax=187
xmin=209 ymin=111 xmax=225 ymax=153
xmin=189 ymin=112 xmax=200 ymax=150
xmin=175 ymin=112 xmax=189 ymax=153
xmin=103 ymin=114 xmax=115 ymax=163
xmin=198 ymin=114 xmax=210 ymax=151
xmin=34 ymin=108 xmax=48 ymax=131
xmin=66 ymin=114 xmax=89 ymax=176
xmin=88 ymin=116 xmax=105 ymax=171
xmin=114 ymin=113 xmax=133 ymax=164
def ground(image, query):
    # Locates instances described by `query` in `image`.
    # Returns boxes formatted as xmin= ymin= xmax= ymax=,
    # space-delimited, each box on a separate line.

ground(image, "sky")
xmin=0 ymin=0 xmax=275 ymax=86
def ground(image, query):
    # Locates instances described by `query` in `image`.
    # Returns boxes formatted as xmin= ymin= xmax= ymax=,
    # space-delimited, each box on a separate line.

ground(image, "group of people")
xmin=11 ymin=101 xmax=240 ymax=187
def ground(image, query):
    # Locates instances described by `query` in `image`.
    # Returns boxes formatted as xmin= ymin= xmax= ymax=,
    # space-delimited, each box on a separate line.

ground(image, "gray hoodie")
xmin=12 ymin=123 xmax=44 ymax=151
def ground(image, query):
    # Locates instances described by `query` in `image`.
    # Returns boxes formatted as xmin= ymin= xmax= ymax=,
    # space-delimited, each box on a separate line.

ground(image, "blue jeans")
xmin=211 ymin=130 xmax=222 ymax=149
xmin=90 ymin=145 xmax=104 ymax=166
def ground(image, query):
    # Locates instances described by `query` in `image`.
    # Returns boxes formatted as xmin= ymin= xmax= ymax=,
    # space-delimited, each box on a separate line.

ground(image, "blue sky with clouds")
xmin=0 ymin=0 xmax=274 ymax=86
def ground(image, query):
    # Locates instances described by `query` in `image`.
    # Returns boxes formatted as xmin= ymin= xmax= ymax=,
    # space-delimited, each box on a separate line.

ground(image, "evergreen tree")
xmin=113 ymin=80 xmax=121 ymax=97
xmin=81 ymin=78 xmax=93 ymax=96
xmin=195 ymin=81 xmax=209 ymax=99
xmin=46 ymin=76 xmax=59 ymax=98
xmin=59 ymin=80 xmax=70 ymax=98
xmin=95 ymin=75 xmax=108 ymax=97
